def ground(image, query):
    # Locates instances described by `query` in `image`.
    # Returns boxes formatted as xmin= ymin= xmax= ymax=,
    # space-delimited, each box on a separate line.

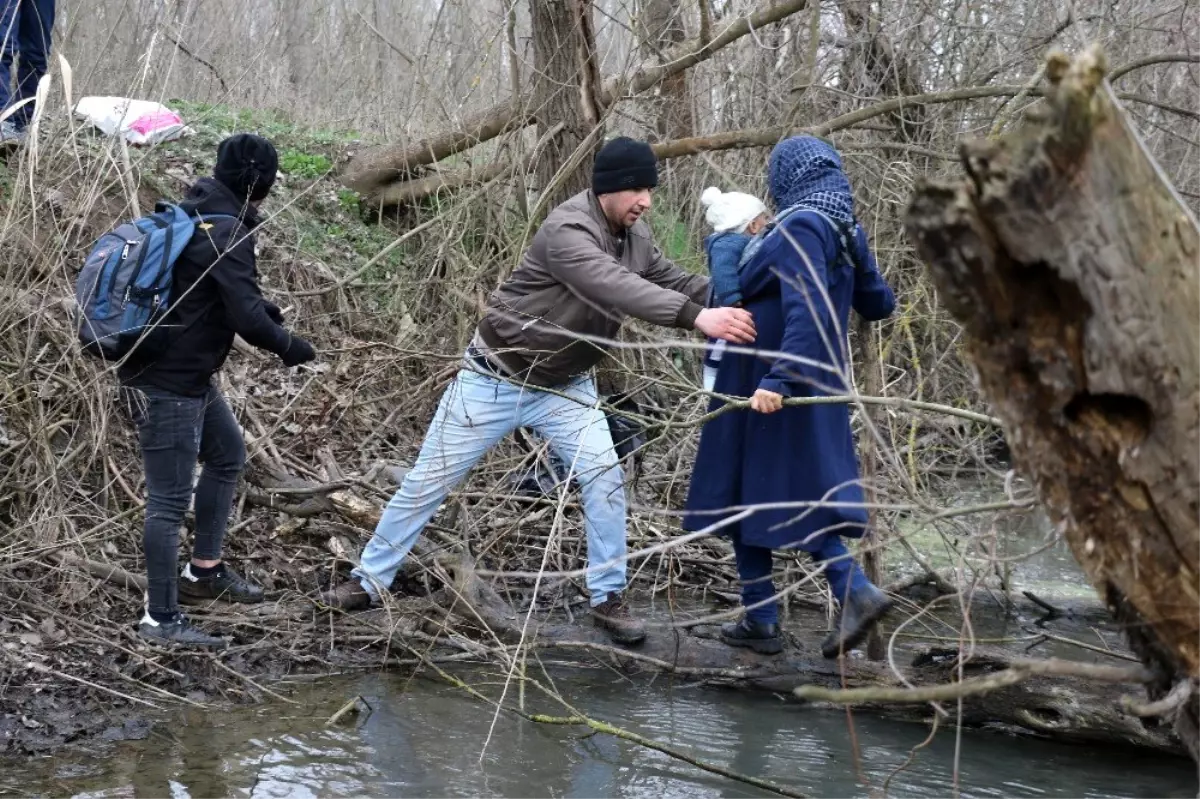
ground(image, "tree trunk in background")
xmin=839 ymin=0 xmax=926 ymax=142
xmin=530 ymin=0 xmax=603 ymax=209
xmin=636 ymin=0 xmax=697 ymax=212
xmin=279 ymin=0 xmax=311 ymax=94
xmin=637 ymin=0 xmax=694 ymax=141
xmin=905 ymin=46 xmax=1200 ymax=761
xmin=339 ymin=0 xmax=812 ymax=202
xmin=785 ymin=0 xmax=823 ymax=123
xmin=855 ymin=316 xmax=886 ymax=661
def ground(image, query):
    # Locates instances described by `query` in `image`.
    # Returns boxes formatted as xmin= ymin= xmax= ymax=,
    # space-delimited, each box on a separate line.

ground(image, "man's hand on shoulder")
xmin=695 ymin=307 xmax=756 ymax=344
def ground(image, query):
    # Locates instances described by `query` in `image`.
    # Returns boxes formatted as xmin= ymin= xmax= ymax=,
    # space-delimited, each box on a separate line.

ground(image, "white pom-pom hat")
xmin=700 ymin=186 xmax=768 ymax=233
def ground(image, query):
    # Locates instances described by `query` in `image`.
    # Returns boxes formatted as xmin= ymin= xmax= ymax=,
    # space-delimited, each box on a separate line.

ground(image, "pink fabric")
xmin=129 ymin=111 xmax=183 ymax=135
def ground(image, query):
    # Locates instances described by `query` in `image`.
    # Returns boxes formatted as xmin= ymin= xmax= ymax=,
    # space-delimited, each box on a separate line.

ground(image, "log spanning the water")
xmin=230 ymin=476 xmax=1185 ymax=754
xmin=331 ymin=569 xmax=1184 ymax=757
xmin=528 ymin=623 xmax=1182 ymax=755
xmin=904 ymin=45 xmax=1200 ymax=760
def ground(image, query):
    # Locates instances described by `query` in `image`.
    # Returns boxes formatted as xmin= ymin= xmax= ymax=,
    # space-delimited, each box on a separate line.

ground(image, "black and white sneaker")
xmin=178 ymin=563 xmax=265 ymax=604
xmin=136 ymin=612 xmax=227 ymax=649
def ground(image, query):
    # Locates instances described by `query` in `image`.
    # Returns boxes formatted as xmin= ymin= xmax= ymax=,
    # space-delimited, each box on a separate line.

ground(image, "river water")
xmin=6 ymin=491 xmax=1198 ymax=796
xmin=5 ymin=669 xmax=1196 ymax=798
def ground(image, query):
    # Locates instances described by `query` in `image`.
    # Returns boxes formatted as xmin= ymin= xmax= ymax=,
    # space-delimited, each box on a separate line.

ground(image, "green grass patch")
xmin=165 ymin=100 xmax=366 ymax=151
xmin=337 ymin=189 xmax=362 ymax=215
xmin=279 ymin=150 xmax=332 ymax=179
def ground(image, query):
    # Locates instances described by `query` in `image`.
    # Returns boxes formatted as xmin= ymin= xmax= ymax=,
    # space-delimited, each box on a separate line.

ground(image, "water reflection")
xmin=5 ymin=671 xmax=1196 ymax=799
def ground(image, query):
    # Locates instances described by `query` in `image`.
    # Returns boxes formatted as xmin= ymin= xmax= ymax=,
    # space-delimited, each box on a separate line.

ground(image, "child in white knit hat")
xmin=699 ymin=186 xmax=771 ymax=391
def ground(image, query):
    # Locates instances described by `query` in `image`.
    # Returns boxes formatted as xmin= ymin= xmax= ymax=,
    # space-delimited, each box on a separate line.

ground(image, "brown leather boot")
xmin=592 ymin=594 xmax=647 ymax=645
xmin=320 ymin=579 xmax=372 ymax=611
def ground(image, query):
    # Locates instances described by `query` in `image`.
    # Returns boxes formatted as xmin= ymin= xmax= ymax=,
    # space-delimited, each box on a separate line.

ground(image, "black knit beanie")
xmin=214 ymin=134 xmax=279 ymax=203
xmin=592 ymin=136 xmax=658 ymax=195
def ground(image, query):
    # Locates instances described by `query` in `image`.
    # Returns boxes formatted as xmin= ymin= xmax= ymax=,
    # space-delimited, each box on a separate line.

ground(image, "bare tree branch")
xmin=162 ymin=31 xmax=228 ymax=92
xmin=795 ymin=659 xmax=1153 ymax=705
xmin=1108 ymin=53 xmax=1200 ymax=82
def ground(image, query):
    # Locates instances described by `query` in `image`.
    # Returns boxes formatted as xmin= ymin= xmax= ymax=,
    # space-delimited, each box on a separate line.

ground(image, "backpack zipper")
xmin=114 ymin=212 xmax=176 ymax=306
xmin=92 ymin=234 xmax=136 ymax=300
xmin=120 ymin=238 xmax=156 ymax=308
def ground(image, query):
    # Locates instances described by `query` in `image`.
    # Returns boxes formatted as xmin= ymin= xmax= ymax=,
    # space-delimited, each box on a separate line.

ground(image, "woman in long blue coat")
xmin=683 ymin=136 xmax=897 ymax=657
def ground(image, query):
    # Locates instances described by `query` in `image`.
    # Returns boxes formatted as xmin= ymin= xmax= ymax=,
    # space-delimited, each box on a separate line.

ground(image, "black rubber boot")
xmin=720 ymin=617 xmax=784 ymax=655
xmin=820 ymin=583 xmax=893 ymax=659
xmin=137 ymin=613 xmax=227 ymax=649
xmin=179 ymin=564 xmax=265 ymax=604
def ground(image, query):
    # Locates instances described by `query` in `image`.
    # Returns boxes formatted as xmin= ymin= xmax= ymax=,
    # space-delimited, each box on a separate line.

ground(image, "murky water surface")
xmin=6 ymin=480 xmax=1195 ymax=797
xmin=889 ymin=483 xmax=1096 ymax=600
xmin=4 ymin=670 xmax=1195 ymax=798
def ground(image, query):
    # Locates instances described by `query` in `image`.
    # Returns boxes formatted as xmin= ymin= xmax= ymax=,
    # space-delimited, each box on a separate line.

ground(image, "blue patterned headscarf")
xmin=767 ymin=135 xmax=855 ymax=227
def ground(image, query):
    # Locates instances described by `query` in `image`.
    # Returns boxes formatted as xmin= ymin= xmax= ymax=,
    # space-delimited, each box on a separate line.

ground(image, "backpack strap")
xmin=153 ymin=201 xmax=240 ymax=229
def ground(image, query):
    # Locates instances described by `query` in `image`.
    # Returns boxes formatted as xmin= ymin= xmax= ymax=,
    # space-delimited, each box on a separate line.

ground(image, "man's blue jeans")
xmin=0 ymin=0 xmax=54 ymax=129
xmin=353 ymin=365 xmax=628 ymax=606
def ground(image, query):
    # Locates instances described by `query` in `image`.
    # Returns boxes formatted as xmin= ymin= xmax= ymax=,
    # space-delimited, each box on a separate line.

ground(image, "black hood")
xmin=183 ymin=177 xmax=263 ymax=229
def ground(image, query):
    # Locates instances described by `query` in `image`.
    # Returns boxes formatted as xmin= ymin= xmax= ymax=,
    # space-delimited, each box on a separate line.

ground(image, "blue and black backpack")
xmin=74 ymin=203 xmax=234 ymax=361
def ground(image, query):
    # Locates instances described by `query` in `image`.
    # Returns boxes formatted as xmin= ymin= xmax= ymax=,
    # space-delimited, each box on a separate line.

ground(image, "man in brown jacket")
xmin=322 ymin=137 xmax=755 ymax=644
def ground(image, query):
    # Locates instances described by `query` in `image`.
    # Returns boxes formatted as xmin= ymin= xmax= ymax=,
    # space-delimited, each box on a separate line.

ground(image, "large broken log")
xmin=904 ymin=45 xmax=1200 ymax=760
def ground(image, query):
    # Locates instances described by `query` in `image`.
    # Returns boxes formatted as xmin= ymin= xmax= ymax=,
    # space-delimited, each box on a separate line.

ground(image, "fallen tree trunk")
xmin=233 ymin=460 xmax=1189 ymax=754
xmin=344 ymin=600 xmax=1185 ymax=755
xmin=339 ymin=0 xmax=811 ymax=198
xmin=47 ymin=542 xmax=1184 ymax=754
xmin=904 ymin=46 xmax=1200 ymax=760
xmin=47 ymin=467 xmax=1184 ymax=755
xmin=369 ymin=84 xmax=1040 ymax=205
xmin=368 ymin=64 xmax=1198 ymax=206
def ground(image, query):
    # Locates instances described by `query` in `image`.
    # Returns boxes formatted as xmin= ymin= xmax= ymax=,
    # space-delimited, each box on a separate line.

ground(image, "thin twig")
xmin=1121 ymin=679 xmax=1195 ymax=717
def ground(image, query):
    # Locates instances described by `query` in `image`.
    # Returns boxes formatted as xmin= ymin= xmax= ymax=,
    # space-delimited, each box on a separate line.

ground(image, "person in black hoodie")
xmin=118 ymin=133 xmax=316 ymax=648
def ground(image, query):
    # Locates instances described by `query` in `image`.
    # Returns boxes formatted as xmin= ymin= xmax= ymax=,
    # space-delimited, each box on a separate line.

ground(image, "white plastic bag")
xmin=73 ymin=96 xmax=193 ymax=145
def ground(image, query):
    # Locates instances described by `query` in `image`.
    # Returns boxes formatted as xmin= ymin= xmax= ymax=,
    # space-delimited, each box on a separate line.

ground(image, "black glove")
xmin=264 ymin=301 xmax=285 ymax=325
xmin=280 ymin=335 xmax=316 ymax=367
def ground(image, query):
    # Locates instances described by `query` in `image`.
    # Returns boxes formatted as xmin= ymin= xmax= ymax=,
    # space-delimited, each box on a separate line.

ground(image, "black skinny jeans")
xmin=124 ymin=384 xmax=245 ymax=616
